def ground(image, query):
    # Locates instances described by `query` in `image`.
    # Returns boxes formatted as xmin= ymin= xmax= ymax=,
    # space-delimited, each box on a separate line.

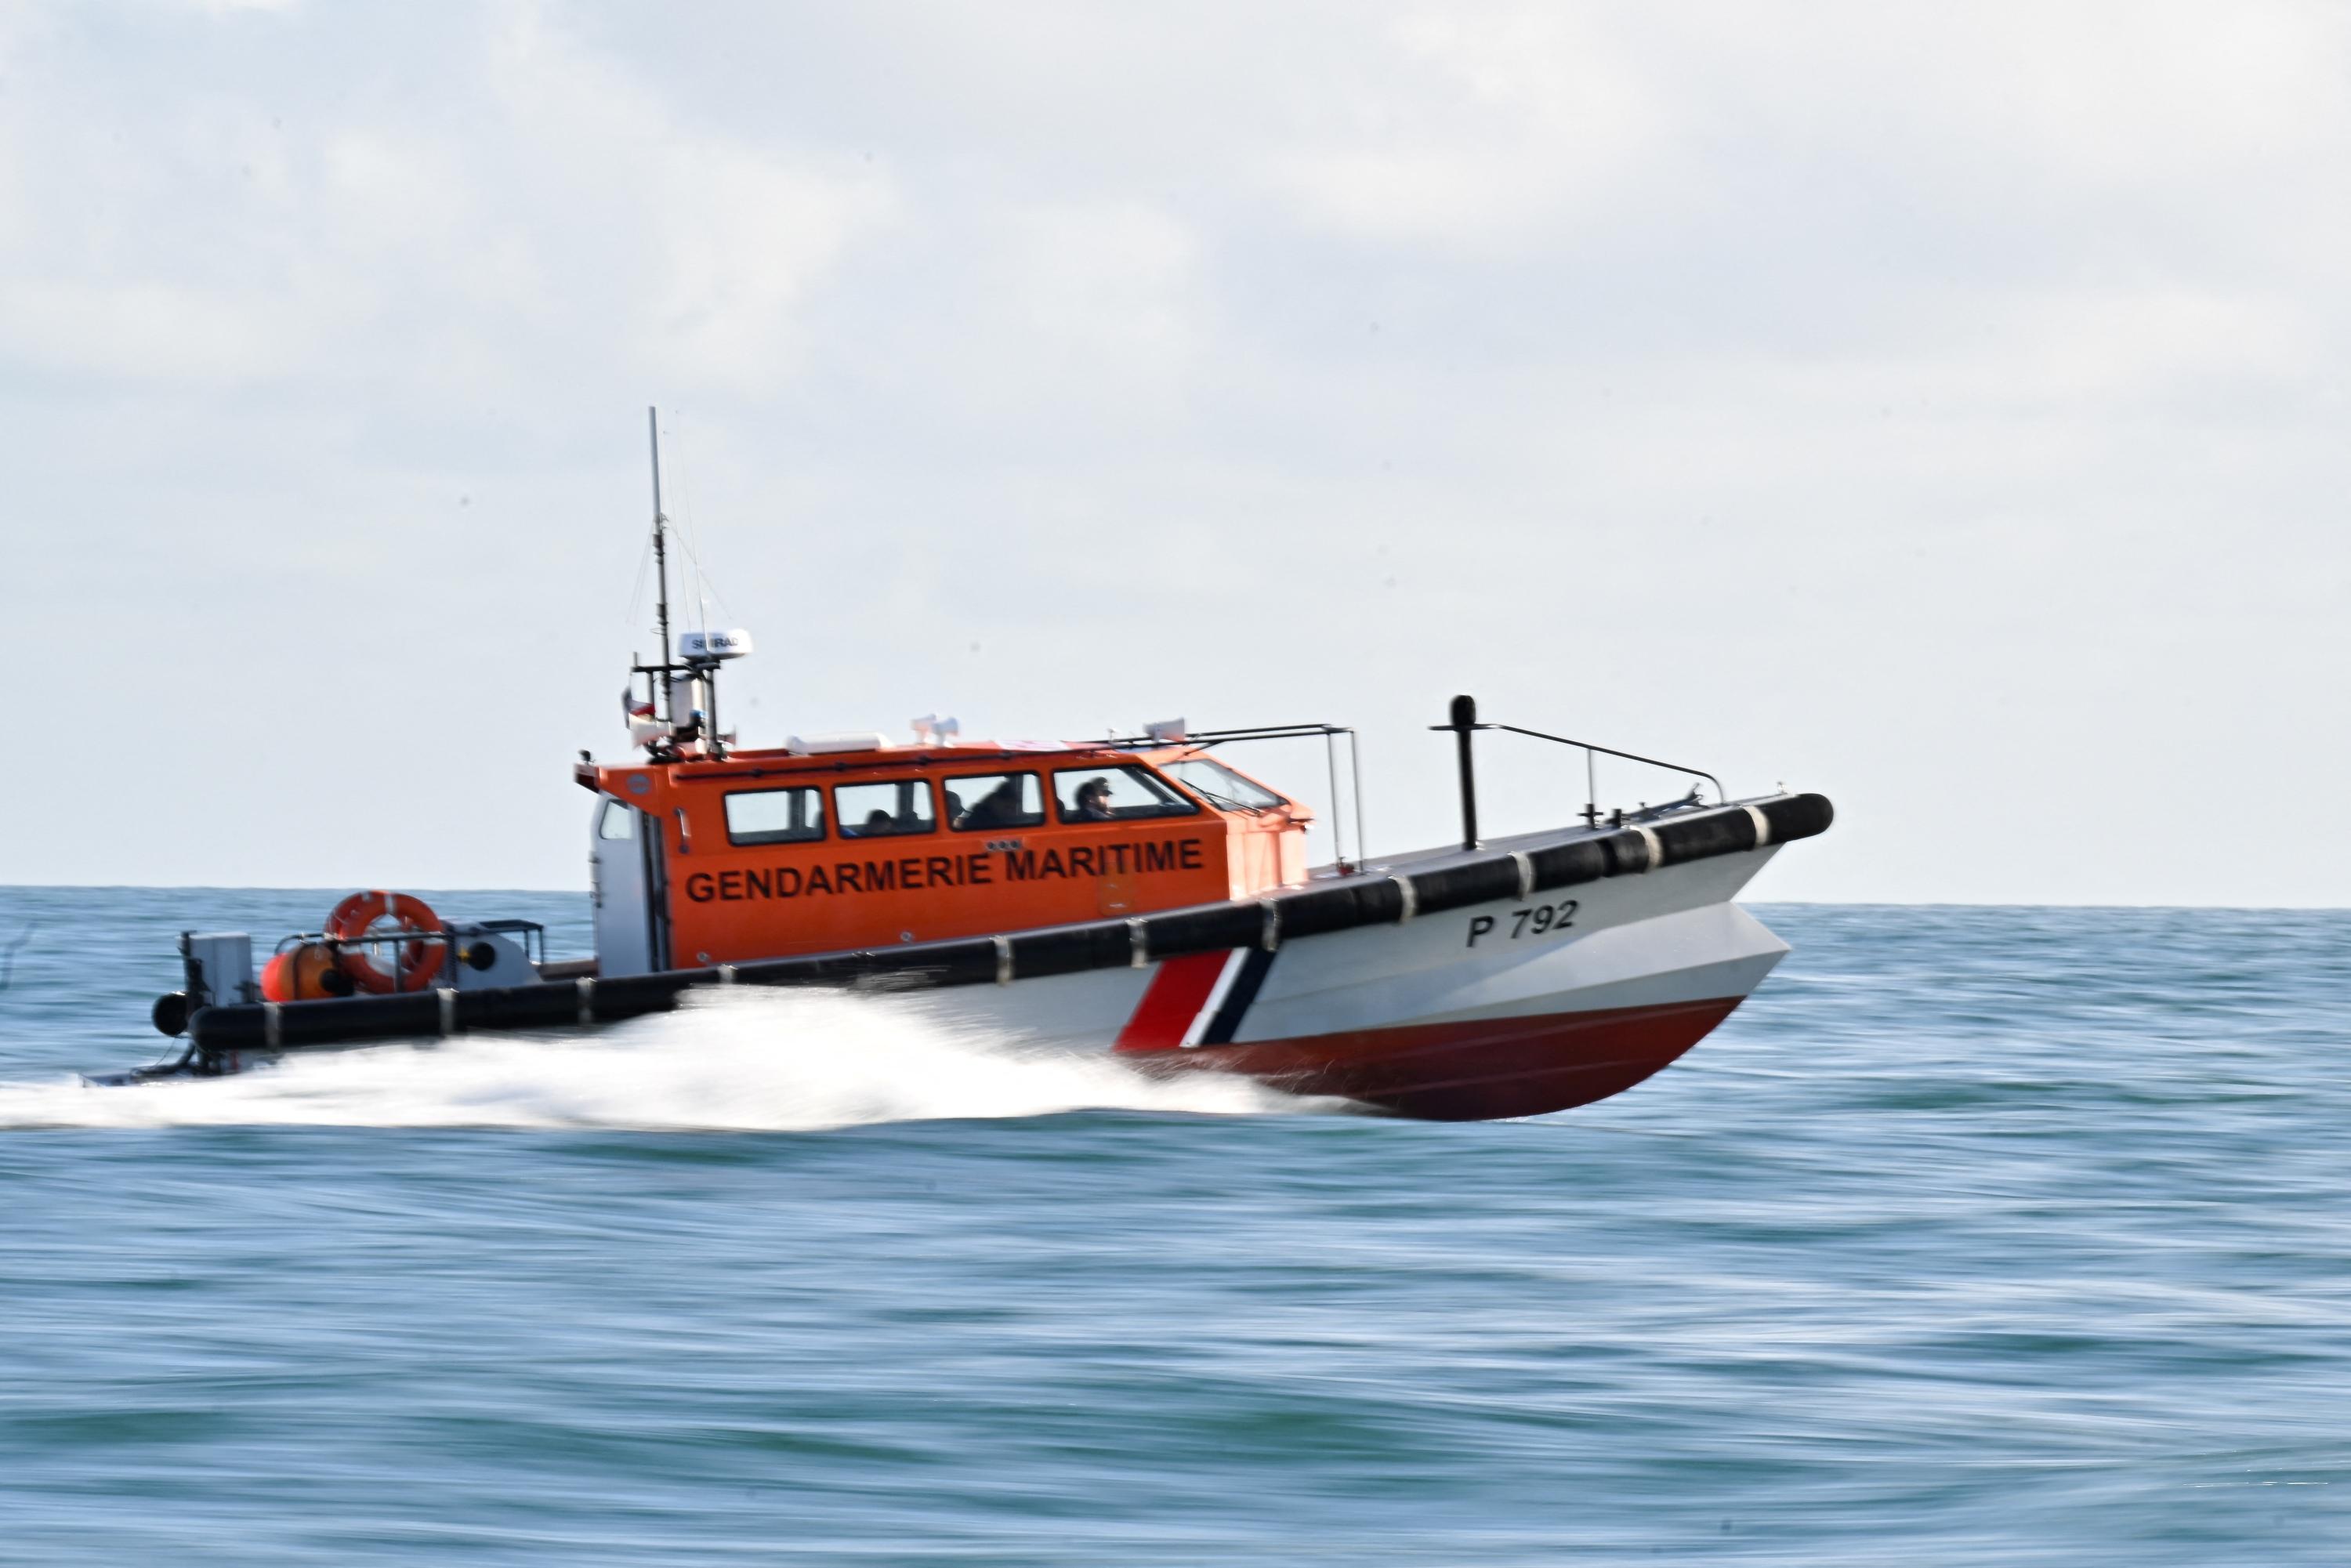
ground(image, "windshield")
xmin=1164 ymin=756 xmax=1286 ymax=813
xmin=1051 ymin=765 xmax=1199 ymax=823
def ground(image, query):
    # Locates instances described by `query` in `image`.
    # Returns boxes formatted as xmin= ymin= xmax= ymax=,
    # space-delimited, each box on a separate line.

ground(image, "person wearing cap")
xmin=1072 ymin=777 xmax=1116 ymax=820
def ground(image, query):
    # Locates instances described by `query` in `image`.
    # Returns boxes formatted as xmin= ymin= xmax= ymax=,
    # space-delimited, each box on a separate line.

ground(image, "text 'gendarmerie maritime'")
xmin=684 ymin=836 xmax=1209 ymax=903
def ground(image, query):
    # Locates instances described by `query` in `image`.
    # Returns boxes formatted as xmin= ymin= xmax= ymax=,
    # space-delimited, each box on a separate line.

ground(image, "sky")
xmin=2 ymin=1 xmax=2346 ymax=904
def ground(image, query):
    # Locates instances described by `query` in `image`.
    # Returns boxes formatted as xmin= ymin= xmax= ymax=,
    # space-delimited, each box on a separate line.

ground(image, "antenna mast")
xmin=648 ymin=405 xmax=672 ymax=722
xmin=628 ymin=404 xmax=745 ymax=758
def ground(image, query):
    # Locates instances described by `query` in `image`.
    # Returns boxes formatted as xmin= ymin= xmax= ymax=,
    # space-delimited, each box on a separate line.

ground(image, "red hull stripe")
xmin=1114 ymin=951 xmax=1233 ymax=1051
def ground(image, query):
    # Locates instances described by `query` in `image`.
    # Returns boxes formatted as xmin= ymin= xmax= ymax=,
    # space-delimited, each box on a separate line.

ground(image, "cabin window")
xmin=945 ymin=772 xmax=1045 ymax=832
xmin=724 ymin=786 xmax=828 ymax=846
xmin=836 ymin=778 xmax=937 ymax=838
xmin=597 ymin=799 xmax=636 ymax=839
xmin=1162 ymin=756 xmax=1286 ymax=813
xmin=1052 ymin=765 xmax=1201 ymax=824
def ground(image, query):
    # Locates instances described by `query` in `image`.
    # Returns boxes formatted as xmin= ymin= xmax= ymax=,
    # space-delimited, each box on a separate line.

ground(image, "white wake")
xmin=0 ymin=989 xmax=1309 ymax=1131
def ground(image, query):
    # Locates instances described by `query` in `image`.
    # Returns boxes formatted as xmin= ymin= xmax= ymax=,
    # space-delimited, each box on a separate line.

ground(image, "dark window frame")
xmin=833 ymin=777 xmax=942 ymax=840
xmin=1050 ymin=764 xmax=1204 ymax=826
xmin=723 ymin=785 xmax=830 ymax=848
xmin=943 ymin=770 xmax=1048 ymax=834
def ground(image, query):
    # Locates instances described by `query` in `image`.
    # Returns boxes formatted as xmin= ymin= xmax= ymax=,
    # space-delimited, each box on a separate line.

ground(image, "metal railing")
xmin=1105 ymin=722 xmax=1369 ymax=874
xmin=271 ymin=919 xmax=549 ymax=994
xmin=1433 ymin=696 xmax=1723 ymax=850
xmin=1103 ymin=701 xmax=1722 ymax=865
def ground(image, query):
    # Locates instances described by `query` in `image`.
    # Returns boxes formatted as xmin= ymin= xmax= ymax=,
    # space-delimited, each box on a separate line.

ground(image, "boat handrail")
xmin=1101 ymin=722 xmax=1367 ymax=875
xmin=666 ymin=748 xmax=1104 ymax=784
xmin=1486 ymin=724 xmax=1725 ymax=817
xmin=272 ymin=919 xmax=551 ymax=982
xmin=1434 ymin=697 xmax=1726 ymax=846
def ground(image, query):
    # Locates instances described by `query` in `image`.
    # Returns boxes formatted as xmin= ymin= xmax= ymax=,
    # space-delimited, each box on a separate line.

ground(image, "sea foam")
xmin=0 ymin=988 xmax=1306 ymax=1131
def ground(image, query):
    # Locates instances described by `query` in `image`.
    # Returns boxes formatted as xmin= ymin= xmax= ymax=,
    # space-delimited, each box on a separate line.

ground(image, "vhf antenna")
xmin=649 ymin=405 xmax=672 ymax=723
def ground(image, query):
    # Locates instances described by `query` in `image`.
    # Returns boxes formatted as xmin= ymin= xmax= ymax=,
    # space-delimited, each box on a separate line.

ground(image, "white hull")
xmin=918 ymin=846 xmax=1788 ymax=1118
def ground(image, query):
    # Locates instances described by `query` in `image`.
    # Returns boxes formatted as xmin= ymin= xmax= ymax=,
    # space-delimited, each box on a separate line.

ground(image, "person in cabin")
xmin=1072 ymin=777 xmax=1116 ymax=820
xmin=858 ymin=809 xmax=897 ymax=838
xmin=958 ymin=778 xmax=1027 ymax=831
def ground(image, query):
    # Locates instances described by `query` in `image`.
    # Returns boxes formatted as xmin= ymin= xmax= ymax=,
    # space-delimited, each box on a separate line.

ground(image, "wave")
xmin=0 ymin=989 xmax=1312 ymax=1132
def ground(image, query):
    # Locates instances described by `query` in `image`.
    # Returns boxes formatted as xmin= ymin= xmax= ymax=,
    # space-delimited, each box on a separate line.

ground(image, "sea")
xmin=0 ymin=889 xmax=2343 ymax=1565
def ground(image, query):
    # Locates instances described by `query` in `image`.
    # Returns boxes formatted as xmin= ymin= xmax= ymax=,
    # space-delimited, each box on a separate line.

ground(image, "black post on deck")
xmin=1450 ymin=693 xmax=1480 ymax=850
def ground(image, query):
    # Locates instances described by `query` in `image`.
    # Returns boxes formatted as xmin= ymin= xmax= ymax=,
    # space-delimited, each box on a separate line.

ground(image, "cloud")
xmin=482 ymin=6 xmax=897 ymax=391
xmin=0 ymin=2 xmax=896 ymax=396
xmin=0 ymin=278 xmax=304 ymax=381
xmin=1265 ymin=5 xmax=1665 ymax=252
xmin=3 ymin=1 xmax=2349 ymax=903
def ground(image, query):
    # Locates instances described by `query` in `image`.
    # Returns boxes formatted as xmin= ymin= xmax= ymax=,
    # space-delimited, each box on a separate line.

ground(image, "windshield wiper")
xmin=1187 ymin=785 xmax=1259 ymax=813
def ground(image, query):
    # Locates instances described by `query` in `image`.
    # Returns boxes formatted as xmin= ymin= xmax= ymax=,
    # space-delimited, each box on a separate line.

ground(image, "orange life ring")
xmin=325 ymin=890 xmax=445 ymax=994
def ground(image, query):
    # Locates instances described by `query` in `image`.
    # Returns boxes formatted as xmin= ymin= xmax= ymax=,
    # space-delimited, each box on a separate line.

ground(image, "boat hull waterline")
xmin=134 ymin=795 xmax=1830 ymax=1120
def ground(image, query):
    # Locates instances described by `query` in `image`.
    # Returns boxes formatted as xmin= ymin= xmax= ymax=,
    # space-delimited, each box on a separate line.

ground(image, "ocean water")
xmin=0 ymin=889 xmax=2344 ymax=1565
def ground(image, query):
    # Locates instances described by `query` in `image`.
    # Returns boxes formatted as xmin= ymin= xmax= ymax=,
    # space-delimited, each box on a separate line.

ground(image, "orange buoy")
xmin=260 ymin=942 xmax=353 ymax=1002
xmin=324 ymin=890 xmax=445 ymax=994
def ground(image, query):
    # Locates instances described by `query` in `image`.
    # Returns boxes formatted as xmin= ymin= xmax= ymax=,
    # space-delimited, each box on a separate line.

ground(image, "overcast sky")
xmin=3 ymin=2 xmax=2345 ymax=904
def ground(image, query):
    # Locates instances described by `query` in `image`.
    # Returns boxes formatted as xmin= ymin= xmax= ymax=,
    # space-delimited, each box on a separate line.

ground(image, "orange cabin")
xmin=578 ymin=740 xmax=1311 ymax=972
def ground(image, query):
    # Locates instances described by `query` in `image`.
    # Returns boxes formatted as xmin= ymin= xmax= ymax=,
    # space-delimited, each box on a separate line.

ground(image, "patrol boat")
xmin=110 ymin=415 xmax=1833 ymax=1120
